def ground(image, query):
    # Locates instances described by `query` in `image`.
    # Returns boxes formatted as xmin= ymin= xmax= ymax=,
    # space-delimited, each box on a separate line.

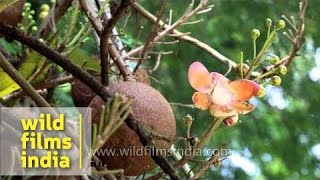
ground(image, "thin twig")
xmin=174 ymin=117 xmax=224 ymax=168
xmin=154 ymin=40 xmax=179 ymax=45
xmin=134 ymin=0 xmax=167 ymax=73
xmin=80 ymin=0 xmax=134 ymax=82
xmin=150 ymin=54 xmax=162 ymax=73
xmin=108 ymin=40 xmax=135 ymax=81
xmin=283 ymin=0 xmax=307 ymax=66
xmin=79 ymin=0 xmax=103 ymax=35
xmin=147 ymin=117 xmax=224 ymax=179
xmin=190 ymin=145 xmax=227 ymax=179
xmin=124 ymin=0 xmax=210 ymax=61
xmin=181 ymin=19 xmax=204 ymax=25
xmin=100 ymin=0 xmax=133 ymax=84
xmin=263 ymin=0 xmax=307 ymax=72
xmin=130 ymin=2 xmax=237 ymax=68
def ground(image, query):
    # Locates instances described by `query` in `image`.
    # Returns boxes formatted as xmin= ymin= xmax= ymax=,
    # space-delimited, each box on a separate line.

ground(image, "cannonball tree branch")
xmin=79 ymin=0 xmax=103 ymax=35
xmin=0 ymin=23 xmax=181 ymax=180
xmin=79 ymin=0 xmax=134 ymax=82
xmin=134 ymin=0 xmax=167 ymax=73
xmin=100 ymin=0 xmax=134 ymax=84
xmin=130 ymin=2 xmax=236 ymax=67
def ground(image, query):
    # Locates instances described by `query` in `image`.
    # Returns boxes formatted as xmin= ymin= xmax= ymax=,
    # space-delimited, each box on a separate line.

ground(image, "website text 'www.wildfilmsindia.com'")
xmin=90 ymin=146 xmax=231 ymax=157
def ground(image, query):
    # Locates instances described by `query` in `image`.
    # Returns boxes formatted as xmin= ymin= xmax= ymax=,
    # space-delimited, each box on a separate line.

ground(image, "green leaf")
xmin=0 ymin=72 xmax=20 ymax=97
xmin=68 ymin=48 xmax=100 ymax=72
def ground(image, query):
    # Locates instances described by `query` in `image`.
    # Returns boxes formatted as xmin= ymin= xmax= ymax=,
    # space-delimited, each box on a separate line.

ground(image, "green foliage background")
xmin=137 ymin=0 xmax=320 ymax=179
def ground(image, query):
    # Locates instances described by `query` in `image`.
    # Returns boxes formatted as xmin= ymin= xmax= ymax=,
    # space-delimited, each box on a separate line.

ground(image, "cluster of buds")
xmin=249 ymin=18 xmax=287 ymax=95
xmin=260 ymin=55 xmax=288 ymax=87
xmin=268 ymin=64 xmax=287 ymax=86
xmin=17 ymin=2 xmax=55 ymax=36
xmin=18 ymin=2 xmax=37 ymax=33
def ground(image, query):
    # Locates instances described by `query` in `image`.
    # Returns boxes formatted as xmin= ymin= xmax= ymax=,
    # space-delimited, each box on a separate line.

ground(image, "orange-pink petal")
xmin=209 ymin=103 xmax=237 ymax=117
xmin=230 ymin=101 xmax=255 ymax=114
xmin=223 ymin=115 xmax=239 ymax=126
xmin=210 ymin=72 xmax=230 ymax=86
xmin=229 ymin=79 xmax=260 ymax=101
xmin=209 ymin=83 xmax=234 ymax=106
xmin=192 ymin=92 xmax=212 ymax=110
xmin=188 ymin=62 xmax=212 ymax=93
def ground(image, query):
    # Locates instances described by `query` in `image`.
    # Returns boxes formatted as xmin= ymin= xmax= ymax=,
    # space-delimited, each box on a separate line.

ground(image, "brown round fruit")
xmin=0 ymin=0 xmax=25 ymax=26
xmin=90 ymin=81 xmax=176 ymax=176
xmin=71 ymin=76 xmax=101 ymax=107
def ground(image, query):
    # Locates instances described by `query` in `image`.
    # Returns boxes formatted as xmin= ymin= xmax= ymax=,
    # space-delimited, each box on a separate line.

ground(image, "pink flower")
xmin=188 ymin=61 xmax=260 ymax=126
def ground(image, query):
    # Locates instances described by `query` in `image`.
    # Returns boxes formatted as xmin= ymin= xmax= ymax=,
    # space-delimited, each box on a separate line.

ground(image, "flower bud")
xmin=31 ymin=26 xmax=38 ymax=32
xmin=271 ymin=76 xmax=282 ymax=86
xmin=269 ymin=55 xmax=280 ymax=64
xmin=27 ymin=15 xmax=33 ymax=20
xmin=223 ymin=116 xmax=238 ymax=126
xmin=19 ymin=26 xmax=25 ymax=31
xmin=23 ymin=3 xmax=31 ymax=9
xmin=276 ymin=20 xmax=286 ymax=30
xmin=39 ymin=11 xmax=49 ymax=19
xmin=257 ymin=85 xmax=266 ymax=98
xmin=251 ymin=29 xmax=260 ymax=41
xmin=277 ymin=65 xmax=287 ymax=75
xmin=265 ymin=18 xmax=272 ymax=28
xmin=40 ymin=4 xmax=50 ymax=12
xmin=184 ymin=114 xmax=193 ymax=127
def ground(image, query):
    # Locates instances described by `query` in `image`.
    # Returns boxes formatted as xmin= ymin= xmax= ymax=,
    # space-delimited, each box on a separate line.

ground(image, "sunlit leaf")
xmin=0 ymin=52 xmax=42 ymax=98
xmin=0 ymin=72 xmax=20 ymax=97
